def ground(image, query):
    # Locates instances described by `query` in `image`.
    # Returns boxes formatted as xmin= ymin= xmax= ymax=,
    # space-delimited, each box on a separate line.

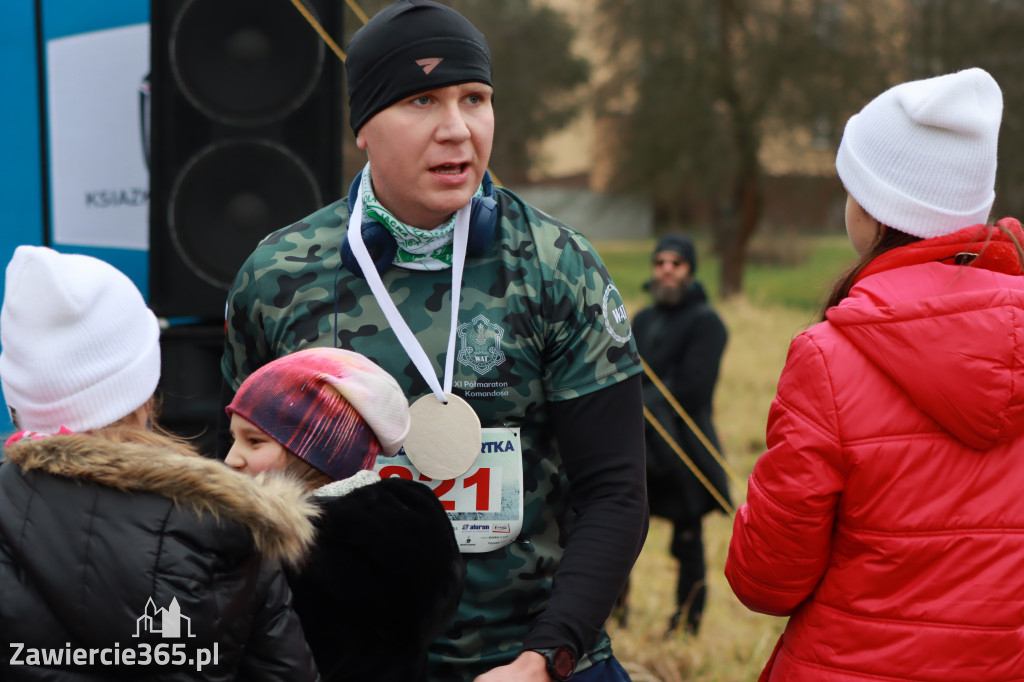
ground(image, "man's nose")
xmin=436 ymin=102 xmax=471 ymax=141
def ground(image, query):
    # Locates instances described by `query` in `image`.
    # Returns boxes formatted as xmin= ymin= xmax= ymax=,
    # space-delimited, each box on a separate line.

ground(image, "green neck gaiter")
xmin=359 ymin=164 xmax=483 ymax=271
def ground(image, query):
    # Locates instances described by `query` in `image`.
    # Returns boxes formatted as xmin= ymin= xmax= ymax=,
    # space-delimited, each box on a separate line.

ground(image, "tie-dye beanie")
xmin=226 ymin=348 xmax=410 ymax=481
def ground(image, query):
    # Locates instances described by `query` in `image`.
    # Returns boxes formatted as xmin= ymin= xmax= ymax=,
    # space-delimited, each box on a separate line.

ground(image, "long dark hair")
xmin=819 ymin=226 xmax=921 ymax=321
xmin=820 ymin=220 xmax=1024 ymax=322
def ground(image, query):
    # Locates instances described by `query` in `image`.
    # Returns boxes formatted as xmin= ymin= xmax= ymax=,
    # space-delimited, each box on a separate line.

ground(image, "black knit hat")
xmin=346 ymin=0 xmax=493 ymax=134
xmin=653 ymin=233 xmax=697 ymax=274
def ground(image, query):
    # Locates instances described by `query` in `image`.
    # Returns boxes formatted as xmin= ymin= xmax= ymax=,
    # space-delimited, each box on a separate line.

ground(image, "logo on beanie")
xmin=416 ymin=57 xmax=443 ymax=75
xmin=457 ymin=314 xmax=506 ymax=375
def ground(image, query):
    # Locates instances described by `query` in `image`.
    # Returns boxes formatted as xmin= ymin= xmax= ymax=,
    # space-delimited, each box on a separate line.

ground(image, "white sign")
xmin=46 ymin=23 xmax=150 ymax=250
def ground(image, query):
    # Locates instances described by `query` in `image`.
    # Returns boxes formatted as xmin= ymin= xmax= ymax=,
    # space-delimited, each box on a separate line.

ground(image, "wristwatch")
xmin=530 ymin=646 xmax=576 ymax=681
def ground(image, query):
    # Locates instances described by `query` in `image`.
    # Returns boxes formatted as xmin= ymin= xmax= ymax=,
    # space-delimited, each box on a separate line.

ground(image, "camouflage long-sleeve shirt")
xmin=222 ymin=186 xmax=642 ymax=679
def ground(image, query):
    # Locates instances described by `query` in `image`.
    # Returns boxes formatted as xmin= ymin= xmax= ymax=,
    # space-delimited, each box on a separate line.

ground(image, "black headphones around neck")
xmin=339 ymin=170 xmax=499 ymax=278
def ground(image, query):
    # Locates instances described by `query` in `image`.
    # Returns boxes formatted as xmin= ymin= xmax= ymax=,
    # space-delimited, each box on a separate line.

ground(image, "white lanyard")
xmin=346 ymin=193 xmax=468 ymax=405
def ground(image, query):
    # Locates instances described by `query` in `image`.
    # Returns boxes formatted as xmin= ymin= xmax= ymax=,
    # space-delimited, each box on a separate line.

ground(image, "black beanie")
xmin=346 ymin=0 xmax=493 ymax=134
xmin=653 ymin=233 xmax=697 ymax=274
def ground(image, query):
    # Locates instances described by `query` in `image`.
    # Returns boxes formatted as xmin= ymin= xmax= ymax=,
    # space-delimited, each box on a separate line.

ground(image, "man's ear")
xmin=356 ymin=131 xmax=368 ymax=151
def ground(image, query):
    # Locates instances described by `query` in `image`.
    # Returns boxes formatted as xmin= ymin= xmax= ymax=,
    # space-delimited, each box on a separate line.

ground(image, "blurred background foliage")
xmin=342 ymin=0 xmax=1024 ymax=299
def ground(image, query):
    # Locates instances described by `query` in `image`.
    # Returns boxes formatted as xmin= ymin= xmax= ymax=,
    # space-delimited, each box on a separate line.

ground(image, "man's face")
xmin=651 ymin=250 xmax=691 ymax=290
xmin=356 ymin=82 xmax=494 ymax=229
xmin=649 ymin=250 xmax=692 ymax=306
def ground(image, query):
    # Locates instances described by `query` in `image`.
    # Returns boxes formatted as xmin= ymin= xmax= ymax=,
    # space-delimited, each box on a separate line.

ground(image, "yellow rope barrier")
xmin=644 ymin=406 xmax=736 ymax=518
xmin=345 ymin=0 xmax=370 ymax=25
xmin=289 ymin=0 xmax=347 ymax=62
xmin=641 ymin=356 xmax=745 ymax=487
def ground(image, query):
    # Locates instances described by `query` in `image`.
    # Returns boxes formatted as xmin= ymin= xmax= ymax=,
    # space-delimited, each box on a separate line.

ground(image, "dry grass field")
xmin=595 ymin=236 xmax=850 ymax=681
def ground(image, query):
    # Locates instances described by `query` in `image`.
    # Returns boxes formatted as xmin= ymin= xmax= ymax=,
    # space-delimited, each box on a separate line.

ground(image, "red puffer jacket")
xmin=727 ymin=220 xmax=1024 ymax=681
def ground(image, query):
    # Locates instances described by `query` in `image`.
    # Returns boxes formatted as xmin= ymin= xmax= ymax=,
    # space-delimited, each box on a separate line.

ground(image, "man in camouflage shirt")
xmin=220 ymin=2 xmax=647 ymax=680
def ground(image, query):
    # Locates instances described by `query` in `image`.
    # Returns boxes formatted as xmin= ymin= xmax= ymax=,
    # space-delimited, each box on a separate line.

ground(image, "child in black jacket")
xmin=224 ymin=347 xmax=465 ymax=682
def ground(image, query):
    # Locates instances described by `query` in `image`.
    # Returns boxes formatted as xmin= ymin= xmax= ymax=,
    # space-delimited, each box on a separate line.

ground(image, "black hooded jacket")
xmin=0 ymin=434 xmax=321 ymax=681
xmin=286 ymin=476 xmax=465 ymax=682
xmin=633 ymin=281 xmax=732 ymax=520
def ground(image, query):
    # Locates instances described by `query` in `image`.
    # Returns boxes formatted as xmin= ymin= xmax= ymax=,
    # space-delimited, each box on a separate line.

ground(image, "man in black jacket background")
xmin=631 ymin=233 xmax=732 ymax=637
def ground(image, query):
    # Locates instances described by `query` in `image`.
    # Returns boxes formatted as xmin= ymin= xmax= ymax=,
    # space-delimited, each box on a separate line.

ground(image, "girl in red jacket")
xmin=726 ymin=68 xmax=1024 ymax=681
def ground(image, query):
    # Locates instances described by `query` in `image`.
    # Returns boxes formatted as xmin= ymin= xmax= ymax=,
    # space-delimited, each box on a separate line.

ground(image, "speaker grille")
xmin=149 ymin=0 xmax=341 ymax=318
xmin=169 ymin=0 xmax=325 ymax=126
xmin=168 ymin=139 xmax=322 ymax=289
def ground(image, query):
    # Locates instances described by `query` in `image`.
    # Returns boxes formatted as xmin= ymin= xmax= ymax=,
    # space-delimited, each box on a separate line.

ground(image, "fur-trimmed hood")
xmin=3 ymin=434 xmax=319 ymax=566
xmin=0 ymin=433 xmax=324 ymax=680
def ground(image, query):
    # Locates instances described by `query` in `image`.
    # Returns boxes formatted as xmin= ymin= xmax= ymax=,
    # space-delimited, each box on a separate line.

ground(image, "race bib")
xmin=373 ymin=426 xmax=523 ymax=553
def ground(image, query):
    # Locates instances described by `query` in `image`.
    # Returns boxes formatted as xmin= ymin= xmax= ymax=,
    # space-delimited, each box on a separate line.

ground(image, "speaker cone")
xmin=168 ymin=139 xmax=322 ymax=289
xmin=170 ymin=0 xmax=325 ymax=126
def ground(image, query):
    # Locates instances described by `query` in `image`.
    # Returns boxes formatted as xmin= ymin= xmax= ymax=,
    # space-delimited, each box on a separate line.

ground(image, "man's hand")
xmin=473 ymin=651 xmax=551 ymax=681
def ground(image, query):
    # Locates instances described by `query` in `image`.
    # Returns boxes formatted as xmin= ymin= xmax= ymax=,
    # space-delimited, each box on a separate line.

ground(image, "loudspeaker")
xmin=149 ymin=0 xmax=343 ymax=319
xmin=158 ymin=322 xmax=225 ymax=457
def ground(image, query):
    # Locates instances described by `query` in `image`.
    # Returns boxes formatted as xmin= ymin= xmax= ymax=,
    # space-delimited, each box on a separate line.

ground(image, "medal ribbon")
xmin=346 ymin=191 xmax=468 ymax=404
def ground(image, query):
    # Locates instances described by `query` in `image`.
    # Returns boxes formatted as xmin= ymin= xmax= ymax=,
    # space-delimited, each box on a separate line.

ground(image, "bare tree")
xmin=906 ymin=0 xmax=1024 ymax=220
xmin=594 ymin=0 xmax=899 ymax=297
xmin=452 ymin=0 xmax=590 ymax=186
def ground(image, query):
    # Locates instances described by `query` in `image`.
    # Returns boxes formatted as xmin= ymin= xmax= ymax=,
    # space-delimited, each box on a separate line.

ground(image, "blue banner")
xmin=0 ymin=0 xmax=149 ymax=436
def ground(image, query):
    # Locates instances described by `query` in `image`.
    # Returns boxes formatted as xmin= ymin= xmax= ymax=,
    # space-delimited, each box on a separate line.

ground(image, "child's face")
xmin=225 ymin=414 xmax=290 ymax=476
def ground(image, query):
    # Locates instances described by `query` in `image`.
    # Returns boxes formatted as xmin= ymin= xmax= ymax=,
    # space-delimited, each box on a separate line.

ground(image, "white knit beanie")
xmin=0 ymin=246 xmax=161 ymax=433
xmin=836 ymin=67 xmax=1003 ymax=239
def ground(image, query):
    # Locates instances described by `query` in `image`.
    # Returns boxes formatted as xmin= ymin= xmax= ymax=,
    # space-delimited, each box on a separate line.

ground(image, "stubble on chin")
xmin=650 ymin=280 xmax=686 ymax=306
